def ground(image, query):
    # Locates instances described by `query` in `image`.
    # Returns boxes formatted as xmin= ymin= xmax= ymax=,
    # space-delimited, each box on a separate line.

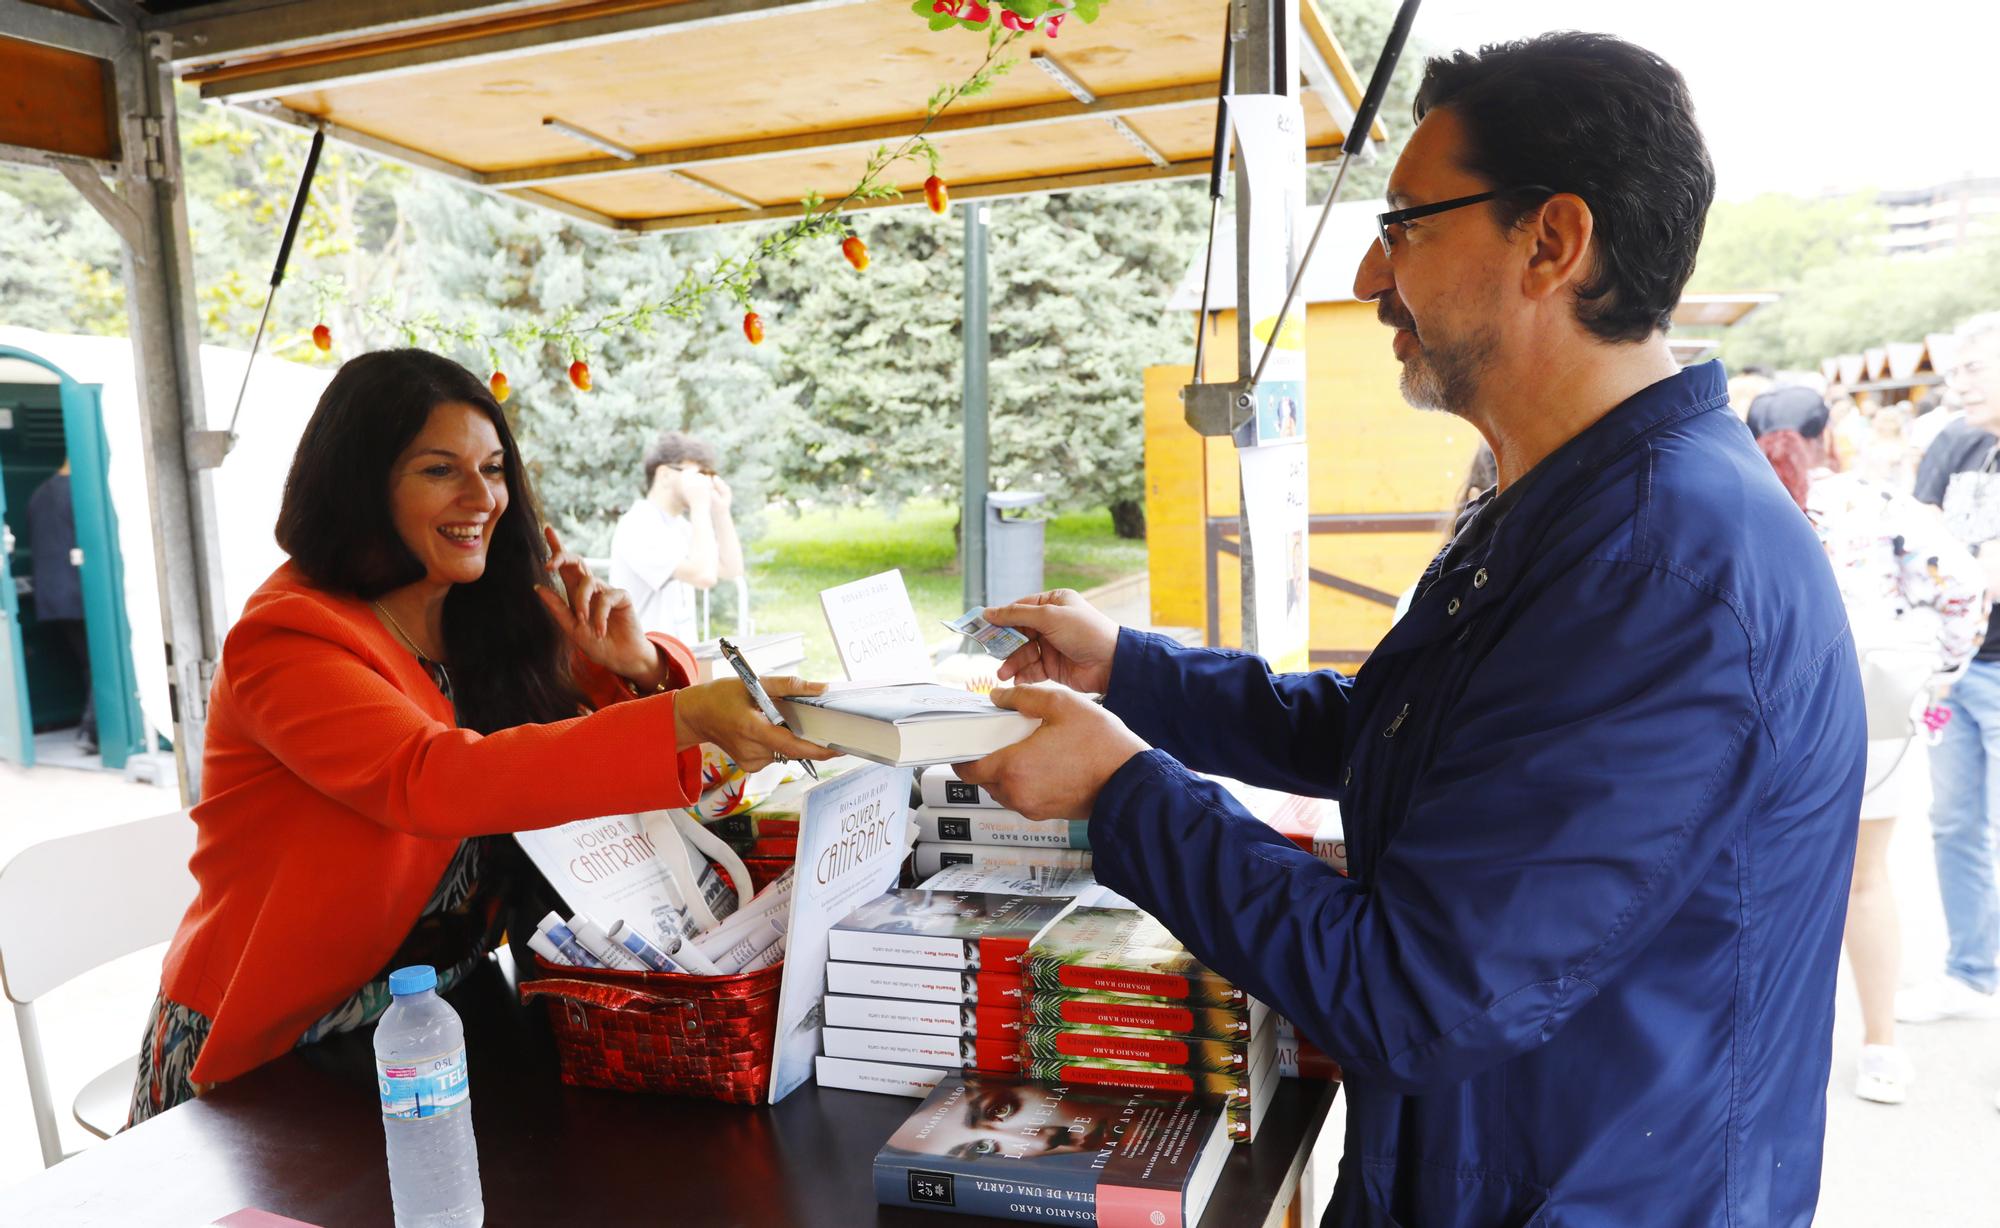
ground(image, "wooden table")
xmin=3 ymin=958 xmax=1336 ymax=1227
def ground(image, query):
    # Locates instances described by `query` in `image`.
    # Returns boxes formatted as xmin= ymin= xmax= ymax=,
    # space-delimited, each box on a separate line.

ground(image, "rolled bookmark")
xmin=535 ymin=911 xmax=603 ymax=967
xmin=604 ymin=920 xmax=685 ymax=974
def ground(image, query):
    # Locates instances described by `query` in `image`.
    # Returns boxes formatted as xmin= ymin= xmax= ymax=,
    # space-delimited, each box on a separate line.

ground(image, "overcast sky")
xmin=1407 ymin=0 xmax=1999 ymax=200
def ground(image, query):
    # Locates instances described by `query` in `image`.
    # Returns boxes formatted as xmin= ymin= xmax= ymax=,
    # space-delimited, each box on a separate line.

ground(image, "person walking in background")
xmin=26 ymin=458 xmax=94 ymax=755
xmin=1896 ymin=318 xmax=2000 ymax=1056
xmin=1902 ymin=313 xmax=2000 ymax=1056
xmin=1753 ymin=390 xmax=1987 ymax=1104
xmin=609 ymin=430 xmax=744 ymax=644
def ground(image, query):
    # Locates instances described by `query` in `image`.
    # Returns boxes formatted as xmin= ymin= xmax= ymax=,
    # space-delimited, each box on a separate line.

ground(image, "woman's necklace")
xmin=373 ymin=601 xmax=454 ymax=702
xmin=372 ymin=601 xmax=442 ymax=664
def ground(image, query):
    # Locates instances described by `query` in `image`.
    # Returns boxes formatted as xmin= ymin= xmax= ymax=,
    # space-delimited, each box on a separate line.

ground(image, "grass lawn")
xmin=716 ymin=499 xmax=1147 ymax=675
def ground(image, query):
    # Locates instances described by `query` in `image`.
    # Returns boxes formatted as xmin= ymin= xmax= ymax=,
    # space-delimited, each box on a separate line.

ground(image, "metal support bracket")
xmin=185 ymin=430 xmax=236 ymax=470
xmin=56 ymin=162 xmax=142 ymax=248
xmin=1181 ymin=378 xmax=1256 ymax=437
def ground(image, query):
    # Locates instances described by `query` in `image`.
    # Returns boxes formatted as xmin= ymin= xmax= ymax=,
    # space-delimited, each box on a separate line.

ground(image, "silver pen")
xmin=718 ymin=637 xmax=818 ymax=780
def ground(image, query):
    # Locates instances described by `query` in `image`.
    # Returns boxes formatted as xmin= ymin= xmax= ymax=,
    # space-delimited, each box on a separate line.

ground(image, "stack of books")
xmin=701 ymin=777 xmax=805 ymax=862
xmin=812 ymin=886 xmax=1074 ymax=1098
xmin=1021 ymin=903 xmax=1276 ymax=1143
xmin=911 ymin=766 xmax=1095 ymax=879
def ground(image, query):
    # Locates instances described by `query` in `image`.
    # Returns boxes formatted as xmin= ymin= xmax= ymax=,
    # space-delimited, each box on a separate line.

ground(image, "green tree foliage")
xmin=0 ymin=165 xmax=127 ymax=335
xmin=753 ymin=182 xmax=1206 ymax=537
xmin=1686 ymin=192 xmax=1883 ymax=297
xmin=1309 ymin=0 xmax=1427 ymax=203
xmin=0 ymin=81 xmax=1218 ymax=548
xmin=1718 ymin=237 xmax=2000 ymax=371
xmin=385 ymin=182 xmax=791 ymax=557
xmin=1686 ymin=188 xmax=2000 ymax=370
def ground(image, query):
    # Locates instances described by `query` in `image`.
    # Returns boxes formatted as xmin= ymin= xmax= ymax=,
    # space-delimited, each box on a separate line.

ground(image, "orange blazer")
xmin=160 ymin=562 xmax=703 ymax=1084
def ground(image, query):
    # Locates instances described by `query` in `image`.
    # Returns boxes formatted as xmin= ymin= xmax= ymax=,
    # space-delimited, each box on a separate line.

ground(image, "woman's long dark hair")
xmin=275 ymin=348 xmax=584 ymax=733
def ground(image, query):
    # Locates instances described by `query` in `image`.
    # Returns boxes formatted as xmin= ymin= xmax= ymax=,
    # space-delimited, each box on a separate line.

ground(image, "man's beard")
xmin=1381 ymin=300 xmax=1497 ymax=415
xmin=1401 ymin=321 xmax=1498 ymax=414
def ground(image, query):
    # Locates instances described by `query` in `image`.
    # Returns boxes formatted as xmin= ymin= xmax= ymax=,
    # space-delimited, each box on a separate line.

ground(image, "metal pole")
xmin=110 ymin=32 xmax=229 ymax=802
xmin=961 ymin=204 xmax=990 ymax=613
xmin=1231 ymin=0 xmax=1299 ymax=654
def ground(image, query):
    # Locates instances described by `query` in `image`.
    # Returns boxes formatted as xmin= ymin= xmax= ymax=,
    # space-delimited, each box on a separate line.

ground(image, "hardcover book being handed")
xmin=874 ymin=1074 xmax=1231 ymax=1228
xmin=1026 ymin=907 xmax=1245 ymax=1007
xmin=828 ymin=889 xmax=1071 ymax=972
xmin=776 ymin=682 xmax=1038 ymax=767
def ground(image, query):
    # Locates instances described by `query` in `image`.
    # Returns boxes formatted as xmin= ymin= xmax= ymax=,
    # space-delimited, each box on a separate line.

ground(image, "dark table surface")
xmin=4 ymin=957 xmax=1337 ymax=1227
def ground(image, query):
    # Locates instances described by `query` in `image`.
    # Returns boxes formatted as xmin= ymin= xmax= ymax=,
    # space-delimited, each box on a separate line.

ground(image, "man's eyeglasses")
xmin=1376 ymin=185 xmax=1557 ymax=256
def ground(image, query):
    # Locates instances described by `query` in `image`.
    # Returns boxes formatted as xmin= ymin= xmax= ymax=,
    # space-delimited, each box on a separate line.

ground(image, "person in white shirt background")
xmin=608 ymin=430 xmax=743 ymax=644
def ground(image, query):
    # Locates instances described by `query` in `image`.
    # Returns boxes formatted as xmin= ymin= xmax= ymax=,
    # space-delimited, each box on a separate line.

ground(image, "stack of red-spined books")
xmin=1022 ymin=903 xmax=1277 ymax=1142
xmin=813 ymin=888 xmax=1072 ymax=1097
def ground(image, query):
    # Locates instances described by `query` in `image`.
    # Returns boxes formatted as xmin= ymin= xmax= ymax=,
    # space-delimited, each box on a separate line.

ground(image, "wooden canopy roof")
xmin=157 ymin=0 xmax=1387 ymax=233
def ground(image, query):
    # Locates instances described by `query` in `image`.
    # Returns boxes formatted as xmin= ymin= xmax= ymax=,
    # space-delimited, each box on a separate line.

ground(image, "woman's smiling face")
xmin=387 ymin=401 xmax=510 ymax=587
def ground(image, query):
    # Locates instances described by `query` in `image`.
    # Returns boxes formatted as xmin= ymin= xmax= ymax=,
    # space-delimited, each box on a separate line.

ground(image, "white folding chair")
xmin=0 ymin=811 xmax=196 ymax=1165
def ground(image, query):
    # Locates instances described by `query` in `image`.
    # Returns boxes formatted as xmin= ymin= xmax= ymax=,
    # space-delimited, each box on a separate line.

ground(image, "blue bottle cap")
xmin=387 ymin=965 xmax=437 ymax=996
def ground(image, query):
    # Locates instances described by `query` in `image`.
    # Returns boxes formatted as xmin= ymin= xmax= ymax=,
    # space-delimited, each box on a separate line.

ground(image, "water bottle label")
xmin=377 ymin=1046 xmax=470 ymax=1119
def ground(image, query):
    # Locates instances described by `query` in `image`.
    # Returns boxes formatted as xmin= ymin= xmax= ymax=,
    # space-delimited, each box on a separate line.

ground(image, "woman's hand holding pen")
xmin=674 ymin=676 xmax=839 ymax=772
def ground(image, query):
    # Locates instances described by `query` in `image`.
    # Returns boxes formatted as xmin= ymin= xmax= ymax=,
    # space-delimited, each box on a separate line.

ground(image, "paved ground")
xmin=3 ymin=729 xmax=1998 ymax=1219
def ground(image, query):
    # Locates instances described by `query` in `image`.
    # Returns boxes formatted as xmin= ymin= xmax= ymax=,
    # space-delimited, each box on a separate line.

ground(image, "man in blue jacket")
xmin=960 ymin=32 xmax=1863 ymax=1228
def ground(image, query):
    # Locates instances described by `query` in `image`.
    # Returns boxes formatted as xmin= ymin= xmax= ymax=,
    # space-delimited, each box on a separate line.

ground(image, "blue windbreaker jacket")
xmin=1090 ymin=362 xmax=1864 ymax=1228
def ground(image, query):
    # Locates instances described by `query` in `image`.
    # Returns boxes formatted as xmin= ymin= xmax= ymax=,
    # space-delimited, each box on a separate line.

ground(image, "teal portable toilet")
xmin=0 ymin=346 xmax=147 ymax=770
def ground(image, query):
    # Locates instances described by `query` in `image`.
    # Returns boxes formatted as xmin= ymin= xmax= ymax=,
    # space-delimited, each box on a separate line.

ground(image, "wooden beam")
xmin=619 ymin=143 xmax=1346 ymax=233
xmin=150 ymin=0 xmax=560 ymax=67
xmin=1300 ymin=0 xmax=1387 ymax=145
xmin=233 ymin=100 xmax=630 ymax=231
xmin=0 ymin=139 xmax=118 ymax=177
xmin=189 ymin=0 xmax=872 ymax=102
xmin=0 ymin=0 xmax=126 ymax=60
xmin=482 ymin=83 xmax=1217 ymax=190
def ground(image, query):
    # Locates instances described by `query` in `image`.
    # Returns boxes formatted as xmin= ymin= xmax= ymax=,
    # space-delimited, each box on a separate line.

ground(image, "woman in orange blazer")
xmin=129 ymin=349 xmax=831 ymax=1121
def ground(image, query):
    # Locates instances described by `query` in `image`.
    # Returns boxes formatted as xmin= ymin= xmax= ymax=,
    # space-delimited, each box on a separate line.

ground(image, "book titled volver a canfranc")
xmin=873 ymin=1074 xmax=1231 ymax=1227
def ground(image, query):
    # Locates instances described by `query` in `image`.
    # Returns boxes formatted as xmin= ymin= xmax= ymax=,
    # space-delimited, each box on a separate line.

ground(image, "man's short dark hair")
xmin=1413 ymin=32 xmax=1716 ymax=344
xmin=642 ymin=430 xmax=719 ymax=490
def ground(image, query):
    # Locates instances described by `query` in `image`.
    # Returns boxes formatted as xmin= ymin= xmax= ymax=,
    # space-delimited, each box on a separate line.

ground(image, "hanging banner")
xmin=1239 ymin=445 xmax=1311 ymax=672
xmin=1226 ymin=94 xmax=1308 ymax=449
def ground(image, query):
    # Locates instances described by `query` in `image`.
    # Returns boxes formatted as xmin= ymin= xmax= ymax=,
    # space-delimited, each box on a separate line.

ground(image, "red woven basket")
xmin=520 ymin=957 xmax=785 ymax=1105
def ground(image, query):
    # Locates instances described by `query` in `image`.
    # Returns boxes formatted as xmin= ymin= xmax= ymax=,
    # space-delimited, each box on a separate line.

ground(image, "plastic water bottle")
xmin=374 ymin=965 xmax=484 ymax=1227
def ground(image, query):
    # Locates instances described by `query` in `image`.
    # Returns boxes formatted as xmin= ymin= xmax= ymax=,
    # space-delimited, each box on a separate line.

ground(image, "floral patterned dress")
xmin=1804 ymin=467 xmax=1988 ymax=675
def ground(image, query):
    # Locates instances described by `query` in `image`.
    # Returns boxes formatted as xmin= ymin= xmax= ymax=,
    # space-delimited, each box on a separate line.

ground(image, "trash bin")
xmin=985 ymin=491 xmax=1047 ymax=607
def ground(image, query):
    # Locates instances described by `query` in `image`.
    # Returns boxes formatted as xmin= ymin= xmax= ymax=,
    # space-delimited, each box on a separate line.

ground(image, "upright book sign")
xmin=820 ymin=569 xmax=933 ymax=681
xmin=768 ymin=763 xmax=915 ymax=1102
